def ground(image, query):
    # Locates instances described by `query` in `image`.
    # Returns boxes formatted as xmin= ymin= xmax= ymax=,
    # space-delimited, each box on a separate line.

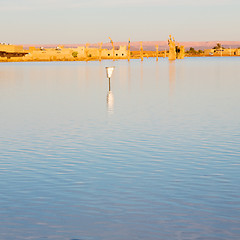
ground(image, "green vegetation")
xmin=72 ymin=51 xmax=78 ymax=58
xmin=175 ymin=46 xmax=180 ymax=53
xmin=185 ymin=47 xmax=204 ymax=55
xmin=213 ymin=43 xmax=225 ymax=49
xmin=186 ymin=47 xmax=197 ymax=54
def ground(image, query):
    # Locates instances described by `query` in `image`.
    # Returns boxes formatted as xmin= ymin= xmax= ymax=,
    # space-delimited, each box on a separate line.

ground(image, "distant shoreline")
xmin=1 ymin=40 xmax=239 ymax=62
xmin=1 ymin=55 xmax=240 ymax=63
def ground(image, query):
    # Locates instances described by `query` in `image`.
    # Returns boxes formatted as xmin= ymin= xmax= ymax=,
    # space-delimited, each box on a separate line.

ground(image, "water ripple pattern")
xmin=0 ymin=58 xmax=240 ymax=240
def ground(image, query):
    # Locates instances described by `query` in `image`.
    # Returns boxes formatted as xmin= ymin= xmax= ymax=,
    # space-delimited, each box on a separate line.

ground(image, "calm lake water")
xmin=0 ymin=57 xmax=240 ymax=240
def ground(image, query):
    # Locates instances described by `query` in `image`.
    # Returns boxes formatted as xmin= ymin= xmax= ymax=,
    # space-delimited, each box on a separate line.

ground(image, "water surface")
xmin=0 ymin=57 xmax=240 ymax=240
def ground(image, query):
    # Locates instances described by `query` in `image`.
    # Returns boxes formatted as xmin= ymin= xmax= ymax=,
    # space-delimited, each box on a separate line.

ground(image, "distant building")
xmin=204 ymin=48 xmax=240 ymax=56
xmin=21 ymin=45 xmax=128 ymax=61
xmin=0 ymin=43 xmax=24 ymax=52
xmin=234 ymin=48 xmax=240 ymax=55
xmin=24 ymin=46 xmax=74 ymax=61
xmin=0 ymin=43 xmax=27 ymax=58
xmin=81 ymin=45 xmax=128 ymax=59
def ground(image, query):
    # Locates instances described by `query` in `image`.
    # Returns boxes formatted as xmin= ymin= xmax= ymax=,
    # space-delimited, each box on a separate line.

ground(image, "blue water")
xmin=0 ymin=58 xmax=240 ymax=240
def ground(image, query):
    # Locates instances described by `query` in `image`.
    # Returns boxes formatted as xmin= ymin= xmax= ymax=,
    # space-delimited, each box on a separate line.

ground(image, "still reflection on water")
xmin=0 ymin=58 xmax=240 ymax=240
xmin=107 ymin=91 xmax=114 ymax=114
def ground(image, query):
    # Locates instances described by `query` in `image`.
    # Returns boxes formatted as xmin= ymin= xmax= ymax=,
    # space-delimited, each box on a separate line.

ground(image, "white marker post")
xmin=106 ymin=67 xmax=115 ymax=91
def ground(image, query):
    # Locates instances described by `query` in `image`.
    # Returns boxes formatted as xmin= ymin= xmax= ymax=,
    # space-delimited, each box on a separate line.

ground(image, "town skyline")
xmin=19 ymin=40 xmax=240 ymax=51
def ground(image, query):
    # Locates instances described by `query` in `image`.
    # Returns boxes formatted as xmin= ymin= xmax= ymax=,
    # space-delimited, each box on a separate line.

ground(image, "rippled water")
xmin=0 ymin=58 xmax=240 ymax=240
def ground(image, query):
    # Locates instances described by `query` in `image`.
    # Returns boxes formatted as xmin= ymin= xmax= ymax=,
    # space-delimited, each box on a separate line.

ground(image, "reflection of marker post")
xmin=106 ymin=67 xmax=115 ymax=92
xmin=107 ymin=90 xmax=114 ymax=114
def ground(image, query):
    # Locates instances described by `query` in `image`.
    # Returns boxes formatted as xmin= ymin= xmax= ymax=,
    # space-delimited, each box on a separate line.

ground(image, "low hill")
xmin=23 ymin=41 xmax=240 ymax=51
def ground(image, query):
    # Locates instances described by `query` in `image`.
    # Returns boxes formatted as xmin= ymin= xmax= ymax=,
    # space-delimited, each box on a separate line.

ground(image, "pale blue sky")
xmin=0 ymin=0 xmax=239 ymax=44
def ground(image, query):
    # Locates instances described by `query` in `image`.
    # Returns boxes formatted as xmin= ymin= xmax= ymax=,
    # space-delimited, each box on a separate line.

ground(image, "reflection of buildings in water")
xmin=85 ymin=63 xmax=89 ymax=83
xmin=0 ymin=68 xmax=24 ymax=89
xmin=107 ymin=91 xmax=114 ymax=114
xmin=140 ymin=61 xmax=143 ymax=87
xmin=169 ymin=61 xmax=176 ymax=96
xmin=155 ymin=61 xmax=159 ymax=82
xmin=128 ymin=62 xmax=131 ymax=90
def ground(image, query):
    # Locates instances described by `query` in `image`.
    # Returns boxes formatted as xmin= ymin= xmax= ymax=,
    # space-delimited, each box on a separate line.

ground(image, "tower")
xmin=168 ymin=35 xmax=176 ymax=61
